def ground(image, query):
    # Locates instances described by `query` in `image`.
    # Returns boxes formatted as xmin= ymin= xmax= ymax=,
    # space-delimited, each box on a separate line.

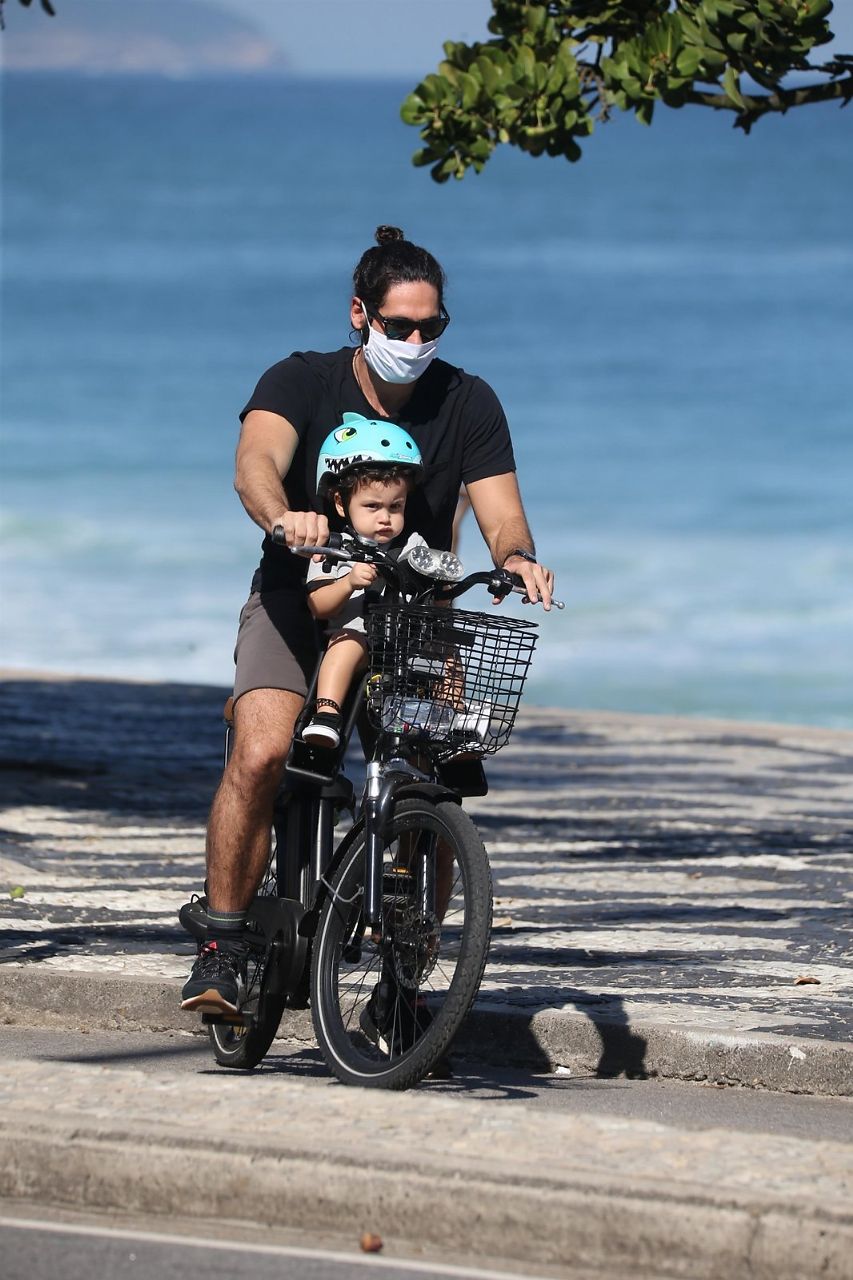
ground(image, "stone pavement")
xmin=1 ymin=1055 xmax=851 ymax=1279
xmin=1 ymin=675 xmax=851 ymax=1093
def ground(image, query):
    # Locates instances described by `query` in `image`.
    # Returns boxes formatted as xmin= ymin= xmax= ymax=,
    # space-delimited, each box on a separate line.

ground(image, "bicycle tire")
xmin=310 ymin=795 xmax=492 ymax=1089
xmin=209 ymin=847 xmax=287 ymax=1071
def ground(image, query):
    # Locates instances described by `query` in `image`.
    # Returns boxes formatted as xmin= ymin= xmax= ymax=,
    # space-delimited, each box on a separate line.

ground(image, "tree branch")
xmin=686 ymin=72 xmax=853 ymax=127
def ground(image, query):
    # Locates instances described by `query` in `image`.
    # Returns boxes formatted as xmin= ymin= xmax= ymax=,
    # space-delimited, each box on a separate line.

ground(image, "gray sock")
xmin=207 ymin=908 xmax=246 ymax=944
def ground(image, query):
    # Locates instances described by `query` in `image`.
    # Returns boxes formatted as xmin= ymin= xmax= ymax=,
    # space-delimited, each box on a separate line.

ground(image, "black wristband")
xmin=503 ymin=548 xmax=537 ymax=565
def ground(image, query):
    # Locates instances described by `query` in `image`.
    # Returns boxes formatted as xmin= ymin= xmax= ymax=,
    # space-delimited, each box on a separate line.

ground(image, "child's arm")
xmin=307 ymin=574 xmax=358 ymax=620
xmin=307 ymin=563 xmax=378 ymax=620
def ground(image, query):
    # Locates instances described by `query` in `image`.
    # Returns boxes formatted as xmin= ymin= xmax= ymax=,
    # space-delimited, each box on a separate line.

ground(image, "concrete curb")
xmin=4 ymin=967 xmax=851 ymax=1096
xmin=1 ymin=1060 xmax=851 ymax=1280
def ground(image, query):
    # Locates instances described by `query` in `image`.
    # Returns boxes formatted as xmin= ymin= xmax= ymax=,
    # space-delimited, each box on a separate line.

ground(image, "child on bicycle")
xmin=302 ymin=414 xmax=427 ymax=749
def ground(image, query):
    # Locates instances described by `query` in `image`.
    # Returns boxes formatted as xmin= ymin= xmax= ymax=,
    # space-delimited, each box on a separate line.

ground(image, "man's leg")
xmin=206 ymin=687 xmax=304 ymax=912
xmin=181 ymin=687 xmax=303 ymax=1014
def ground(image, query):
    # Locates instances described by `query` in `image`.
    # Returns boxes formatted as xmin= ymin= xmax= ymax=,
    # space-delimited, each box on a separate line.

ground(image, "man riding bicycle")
xmin=181 ymin=224 xmax=555 ymax=1016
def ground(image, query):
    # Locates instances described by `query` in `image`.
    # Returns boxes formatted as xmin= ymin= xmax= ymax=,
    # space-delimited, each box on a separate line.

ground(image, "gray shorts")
xmin=232 ymin=589 xmax=322 ymax=704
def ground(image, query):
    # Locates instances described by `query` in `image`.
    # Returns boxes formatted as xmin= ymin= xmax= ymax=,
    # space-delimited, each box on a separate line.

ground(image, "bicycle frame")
xmin=271 ymin=537 xmax=505 ymax=938
xmin=280 ymin=684 xmax=453 ymax=936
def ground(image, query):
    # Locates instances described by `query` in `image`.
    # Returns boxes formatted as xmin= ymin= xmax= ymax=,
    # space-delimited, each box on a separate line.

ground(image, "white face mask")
xmin=360 ymin=305 xmax=439 ymax=385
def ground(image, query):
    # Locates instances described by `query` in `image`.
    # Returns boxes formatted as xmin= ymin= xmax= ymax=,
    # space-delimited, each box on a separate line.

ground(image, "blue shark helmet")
xmin=316 ymin=413 xmax=423 ymax=495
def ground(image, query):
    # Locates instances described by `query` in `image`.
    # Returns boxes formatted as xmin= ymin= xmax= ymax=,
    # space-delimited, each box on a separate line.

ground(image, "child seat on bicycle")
xmin=302 ymin=415 xmax=427 ymax=748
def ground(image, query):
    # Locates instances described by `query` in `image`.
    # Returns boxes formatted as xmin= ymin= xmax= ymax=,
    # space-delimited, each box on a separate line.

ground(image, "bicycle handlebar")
xmin=271 ymin=526 xmax=564 ymax=609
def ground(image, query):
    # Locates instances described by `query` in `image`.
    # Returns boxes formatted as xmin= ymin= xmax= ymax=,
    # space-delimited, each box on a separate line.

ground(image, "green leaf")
xmin=516 ymin=44 xmax=536 ymax=84
xmin=477 ymin=55 xmax=502 ymax=94
xmin=468 ymin=137 xmax=494 ymax=161
xmin=534 ymin=60 xmax=549 ymax=93
xmin=458 ymin=70 xmax=481 ymax=109
xmin=545 ymin=60 xmax=567 ymax=94
xmin=10 ymin=885 xmax=25 ymax=900
xmin=527 ymin=4 xmax=548 ymax=36
xmin=676 ymin=46 xmax=703 ymax=76
xmin=722 ymin=63 xmax=746 ymax=108
xmin=702 ymin=47 xmax=727 ymax=69
xmin=415 ymin=75 xmax=438 ymax=107
xmin=400 ymin=94 xmax=426 ymax=126
xmin=422 ymin=73 xmax=454 ymax=105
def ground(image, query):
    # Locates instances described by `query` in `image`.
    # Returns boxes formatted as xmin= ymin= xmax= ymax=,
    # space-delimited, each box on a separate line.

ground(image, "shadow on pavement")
xmin=466 ymin=992 xmax=649 ymax=1080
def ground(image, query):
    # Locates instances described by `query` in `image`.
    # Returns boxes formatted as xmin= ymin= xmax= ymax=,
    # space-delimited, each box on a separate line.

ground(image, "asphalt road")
xmin=0 ymin=1212 xmax=578 ymax=1280
xmin=4 ymin=1027 xmax=851 ymax=1280
xmin=6 ymin=1025 xmax=852 ymax=1143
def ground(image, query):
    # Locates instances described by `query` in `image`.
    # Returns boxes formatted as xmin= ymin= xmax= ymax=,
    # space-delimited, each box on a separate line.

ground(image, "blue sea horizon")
xmin=2 ymin=73 xmax=852 ymax=728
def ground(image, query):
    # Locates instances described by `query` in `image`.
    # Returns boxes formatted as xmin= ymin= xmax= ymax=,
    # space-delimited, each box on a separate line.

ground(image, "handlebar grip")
xmin=295 ymin=545 xmax=352 ymax=561
xmin=270 ymin=529 xmax=344 ymax=554
xmin=512 ymin=584 xmax=565 ymax=610
xmin=506 ymin=570 xmax=564 ymax=609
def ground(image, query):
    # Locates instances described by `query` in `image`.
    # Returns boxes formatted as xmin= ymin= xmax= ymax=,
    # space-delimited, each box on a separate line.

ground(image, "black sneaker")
xmin=302 ymin=709 xmax=342 ymax=749
xmin=180 ymin=940 xmax=243 ymax=1016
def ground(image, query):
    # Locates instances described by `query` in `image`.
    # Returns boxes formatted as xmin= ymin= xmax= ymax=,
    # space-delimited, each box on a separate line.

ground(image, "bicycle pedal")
xmin=201 ymin=1010 xmax=250 ymax=1028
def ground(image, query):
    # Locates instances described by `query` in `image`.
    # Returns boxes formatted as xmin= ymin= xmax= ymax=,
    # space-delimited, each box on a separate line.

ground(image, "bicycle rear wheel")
xmin=209 ymin=852 xmax=287 ymax=1070
xmin=310 ymin=794 xmax=492 ymax=1089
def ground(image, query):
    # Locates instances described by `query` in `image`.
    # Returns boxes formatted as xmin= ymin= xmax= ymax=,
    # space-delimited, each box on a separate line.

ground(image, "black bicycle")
xmin=181 ymin=534 xmax=557 ymax=1088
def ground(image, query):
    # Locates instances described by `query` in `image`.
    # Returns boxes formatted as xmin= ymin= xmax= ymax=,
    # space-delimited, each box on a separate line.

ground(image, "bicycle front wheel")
xmin=310 ymin=794 xmax=492 ymax=1089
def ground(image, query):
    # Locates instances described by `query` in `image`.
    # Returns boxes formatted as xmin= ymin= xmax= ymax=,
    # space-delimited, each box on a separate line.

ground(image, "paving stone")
xmin=1 ymin=676 xmax=851 ymax=1068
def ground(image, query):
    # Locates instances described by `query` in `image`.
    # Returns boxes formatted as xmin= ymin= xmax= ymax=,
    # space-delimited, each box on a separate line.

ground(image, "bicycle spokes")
xmin=320 ymin=814 xmax=475 ymax=1069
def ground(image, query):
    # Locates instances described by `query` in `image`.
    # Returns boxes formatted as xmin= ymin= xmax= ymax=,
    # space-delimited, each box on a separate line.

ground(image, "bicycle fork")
xmin=362 ymin=759 xmax=437 ymax=931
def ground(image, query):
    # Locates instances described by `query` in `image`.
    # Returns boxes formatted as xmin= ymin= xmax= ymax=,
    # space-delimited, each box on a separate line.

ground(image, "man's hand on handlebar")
xmin=267 ymin=530 xmax=563 ymax=610
xmin=271 ymin=512 xmax=330 ymax=561
xmin=498 ymin=554 xmax=556 ymax=612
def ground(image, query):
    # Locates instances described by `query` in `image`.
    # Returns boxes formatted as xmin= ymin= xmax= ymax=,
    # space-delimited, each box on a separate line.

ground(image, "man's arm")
xmin=235 ymin=409 xmax=328 ymax=548
xmin=465 ymin=472 xmax=554 ymax=610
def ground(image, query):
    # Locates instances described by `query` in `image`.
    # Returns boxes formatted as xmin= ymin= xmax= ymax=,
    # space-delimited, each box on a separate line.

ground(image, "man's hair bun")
xmin=353 ymin=227 xmax=446 ymax=315
xmin=375 ymin=225 xmax=405 ymax=246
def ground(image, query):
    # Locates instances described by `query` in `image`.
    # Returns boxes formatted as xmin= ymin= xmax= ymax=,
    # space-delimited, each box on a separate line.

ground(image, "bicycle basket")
xmin=366 ymin=603 xmax=538 ymax=758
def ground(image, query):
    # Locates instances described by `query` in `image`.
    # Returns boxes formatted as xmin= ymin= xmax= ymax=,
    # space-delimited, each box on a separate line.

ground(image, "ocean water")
xmin=2 ymin=73 xmax=852 ymax=727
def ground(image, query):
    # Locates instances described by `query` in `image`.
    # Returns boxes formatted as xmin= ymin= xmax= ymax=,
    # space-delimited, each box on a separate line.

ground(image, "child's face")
xmin=335 ymin=477 xmax=408 ymax=544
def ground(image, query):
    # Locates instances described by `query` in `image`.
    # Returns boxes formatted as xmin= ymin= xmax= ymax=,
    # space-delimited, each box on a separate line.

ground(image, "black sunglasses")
xmin=365 ymin=304 xmax=450 ymax=343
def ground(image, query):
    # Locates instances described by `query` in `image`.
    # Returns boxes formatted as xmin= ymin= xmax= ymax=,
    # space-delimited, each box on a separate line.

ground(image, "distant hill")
xmin=1 ymin=0 xmax=290 ymax=74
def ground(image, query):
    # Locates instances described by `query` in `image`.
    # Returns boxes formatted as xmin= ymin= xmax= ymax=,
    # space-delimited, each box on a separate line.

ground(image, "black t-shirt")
xmin=240 ymin=346 xmax=516 ymax=590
